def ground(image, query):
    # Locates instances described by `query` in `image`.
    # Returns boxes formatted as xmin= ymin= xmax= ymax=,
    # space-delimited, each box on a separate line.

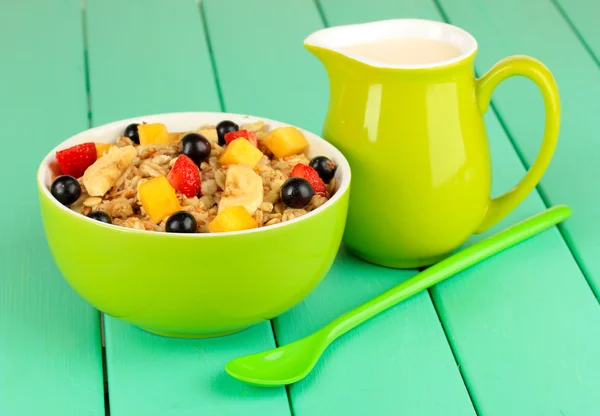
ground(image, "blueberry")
xmin=124 ymin=123 xmax=140 ymax=144
xmin=181 ymin=133 xmax=211 ymax=165
xmin=309 ymin=156 xmax=337 ymax=184
xmin=50 ymin=175 xmax=81 ymax=206
xmin=216 ymin=120 xmax=239 ymax=146
xmin=281 ymin=177 xmax=314 ymax=209
xmin=87 ymin=211 xmax=111 ymax=224
xmin=166 ymin=211 xmax=197 ymax=233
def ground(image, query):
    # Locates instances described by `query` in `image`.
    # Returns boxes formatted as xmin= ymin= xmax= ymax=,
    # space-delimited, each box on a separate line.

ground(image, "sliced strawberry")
xmin=291 ymin=163 xmax=327 ymax=195
xmin=224 ymin=129 xmax=257 ymax=147
xmin=167 ymin=154 xmax=201 ymax=198
xmin=247 ymin=131 xmax=258 ymax=147
xmin=49 ymin=161 xmax=63 ymax=181
xmin=55 ymin=142 xmax=97 ymax=178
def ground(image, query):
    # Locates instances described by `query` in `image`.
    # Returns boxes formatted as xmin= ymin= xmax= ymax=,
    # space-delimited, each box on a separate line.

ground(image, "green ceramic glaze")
xmin=226 ymin=205 xmax=571 ymax=386
xmin=37 ymin=112 xmax=350 ymax=338
xmin=305 ymin=19 xmax=560 ymax=268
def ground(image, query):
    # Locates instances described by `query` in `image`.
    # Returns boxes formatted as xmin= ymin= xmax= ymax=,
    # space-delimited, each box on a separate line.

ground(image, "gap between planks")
xmin=201 ymin=1 xmax=297 ymax=413
xmin=313 ymin=0 xmax=481 ymax=413
xmin=430 ymin=0 xmax=598 ymax=302
xmin=81 ymin=0 xmax=109 ymax=414
xmin=550 ymin=0 xmax=600 ymax=69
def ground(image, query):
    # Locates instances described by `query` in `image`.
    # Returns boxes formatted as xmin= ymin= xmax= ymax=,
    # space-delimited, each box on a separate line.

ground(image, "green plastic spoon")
xmin=226 ymin=205 xmax=572 ymax=387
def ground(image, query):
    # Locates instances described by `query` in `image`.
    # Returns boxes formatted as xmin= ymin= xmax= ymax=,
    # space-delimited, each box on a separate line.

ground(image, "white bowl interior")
xmin=38 ymin=112 xmax=351 ymax=236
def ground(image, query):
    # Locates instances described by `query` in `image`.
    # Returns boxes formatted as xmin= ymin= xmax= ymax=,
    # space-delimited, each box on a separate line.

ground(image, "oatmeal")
xmin=48 ymin=119 xmax=338 ymax=233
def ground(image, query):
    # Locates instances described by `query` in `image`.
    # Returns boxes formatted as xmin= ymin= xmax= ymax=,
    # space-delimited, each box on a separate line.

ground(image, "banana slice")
xmin=218 ymin=165 xmax=263 ymax=215
xmin=240 ymin=120 xmax=264 ymax=133
xmin=83 ymin=145 xmax=137 ymax=196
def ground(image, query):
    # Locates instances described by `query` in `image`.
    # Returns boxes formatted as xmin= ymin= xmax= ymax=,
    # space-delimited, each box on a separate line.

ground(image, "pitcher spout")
xmin=304 ymin=19 xmax=477 ymax=70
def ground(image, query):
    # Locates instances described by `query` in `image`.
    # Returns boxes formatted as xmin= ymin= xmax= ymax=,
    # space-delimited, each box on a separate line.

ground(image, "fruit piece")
xmin=280 ymin=177 xmax=314 ymax=208
xmin=262 ymin=126 xmax=308 ymax=158
xmin=218 ymin=165 xmax=263 ymax=215
xmin=224 ymin=129 xmax=258 ymax=147
xmin=309 ymin=156 xmax=337 ymax=184
xmin=248 ymin=131 xmax=258 ymax=145
xmin=240 ymin=120 xmax=264 ymax=133
xmin=49 ymin=161 xmax=62 ymax=180
xmin=139 ymin=175 xmax=182 ymax=223
xmin=55 ymin=142 xmax=97 ymax=178
xmin=124 ymin=123 xmax=140 ymax=144
xmin=167 ymin=155 xmax=201 ymax=198
xmin=95 ymin=143 xmax=111 ymax=159
xmin=196 ymin=126 xmax=218 ymax=143
xmin=167 ymin=132 xmax=187 ymax=143
xmin=218 ymin=138 xmax=264 ymax=167
xmin=87 ymin=211 xmax=111 ymax=224
xmin=50 ymin=175 xmax=81 ymax=206
xmin=83 ymin=145 xmax=137 ymax=196
xmin=138 ymin=123 xmax=169 ymax=145
xmin=166 ymin=211 xmax=197 ymax=233
xmin=181 ymin=133 xmax=211 ymax=165
xmin=208 ymin=206 xmax=258 ymax=233
xmin=291 ymin=163 xmax=327 ymax=195
xmin=216 ymin=120 xmax=239 ymax=146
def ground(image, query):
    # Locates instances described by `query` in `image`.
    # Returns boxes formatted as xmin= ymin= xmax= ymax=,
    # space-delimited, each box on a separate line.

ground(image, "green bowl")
xmin=38 ymin=112 xmax=350 ymax=338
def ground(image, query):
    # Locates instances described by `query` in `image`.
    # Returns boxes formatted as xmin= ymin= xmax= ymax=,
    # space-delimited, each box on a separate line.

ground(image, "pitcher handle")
xmin=475 ymin=55 xmax=560 ymax=233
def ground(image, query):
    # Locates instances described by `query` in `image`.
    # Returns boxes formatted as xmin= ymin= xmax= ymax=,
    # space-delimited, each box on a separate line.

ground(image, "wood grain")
xmin=0 ymin=0 xmax=105 ymax=414
xmin=320 ymin=0 xmax=600 ymax=414
xmin=203 ymin=0 xmax=477 ymax=414
xmin=85 ymin=1 xmax=290 ymax=414
xmin=553 ymin=0 xmax=600 ymax=63
xmin=437 ymin=0 xmax=600 ymax=297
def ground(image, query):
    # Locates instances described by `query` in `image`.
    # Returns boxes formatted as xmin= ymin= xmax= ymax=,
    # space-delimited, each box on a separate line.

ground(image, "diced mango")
xmin=219 ymin=138 xmax=264 ymax=167
xmin=138 ymin=123 xmax=169 ymax=145
xmin=139 ymin=175 xmax=181 ymax=223
xmin=262 ymin=126 xmax=308 ymax=158
xmin=208 ymin=206 xmax=258 ymax=233
xmin=167 ymin=132 xmax=187 ymax=143
xmin=95 ymin=143 xmax=111 ymax=159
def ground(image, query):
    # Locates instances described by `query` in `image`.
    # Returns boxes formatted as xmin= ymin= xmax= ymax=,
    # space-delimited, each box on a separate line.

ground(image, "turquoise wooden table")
xmin=2 ymin=0 xmax=600 ymax=414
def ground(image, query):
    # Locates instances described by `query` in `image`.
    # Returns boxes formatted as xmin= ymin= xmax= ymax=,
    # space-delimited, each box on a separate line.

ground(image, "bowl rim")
xmin=37 ymin=111 xmax=351 ymax=237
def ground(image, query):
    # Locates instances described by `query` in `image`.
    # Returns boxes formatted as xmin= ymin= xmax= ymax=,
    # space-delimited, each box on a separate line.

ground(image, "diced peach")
xmin=208 ymin=206 xmax=258 ymax=233
xmin=95 ymin=143 xmax=111 ymax=159
xmin=138 ymin=123 xmax=169 ymax=145
xmin=219 ymin=138 xmax=264 ymax=167
xmin=167 ymin=132 xmax=187 ymax=143
xmin=262 ymin=126 xmax=308 ymax=158
xmin=139 ymin=175 xmax=181 ymax=223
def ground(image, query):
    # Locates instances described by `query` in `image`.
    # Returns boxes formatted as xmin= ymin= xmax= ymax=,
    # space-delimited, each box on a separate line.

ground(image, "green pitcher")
xmin=305 ymin=19 xmax=560 ymax=268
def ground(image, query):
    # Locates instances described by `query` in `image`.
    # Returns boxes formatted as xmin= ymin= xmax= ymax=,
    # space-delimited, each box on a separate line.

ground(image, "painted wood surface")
xmin=85 ymin=1 xmax=290 ymax=414
xmin=438 ymin=0 xmax=600 ymax=297
xmin=553 ymin=0 xmax=600 ymax=64
xmin=203 ymin=0 xmax=478 ymax=414
xmin=0 ymin=0 xmax=105 ymax=414
xmin=320 ymin=0 xmax=600 ymax=414
xmin=2 ymin=0 xmax=599 ymax=415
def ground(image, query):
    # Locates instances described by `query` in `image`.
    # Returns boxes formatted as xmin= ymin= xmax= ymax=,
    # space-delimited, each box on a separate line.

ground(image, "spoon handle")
xmin=324 ymin=205 xmax=571 ymax=343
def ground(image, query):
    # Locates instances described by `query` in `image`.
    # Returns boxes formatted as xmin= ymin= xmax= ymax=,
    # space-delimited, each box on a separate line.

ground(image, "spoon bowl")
xmin=225 ymin=206 xmax=571 ymax=387
xmin=226 ymin=328 xmax=329 ymax=386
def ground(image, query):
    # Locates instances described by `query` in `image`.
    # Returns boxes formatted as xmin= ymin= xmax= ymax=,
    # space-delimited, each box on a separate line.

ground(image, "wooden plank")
xmin=553 ymin=0 xmax=600 ymax=63
xmin=0 ymin=0 xmax=105 ymax=415
xmin=86 ymin=0 xmax=220 ymax=125
xmin=321 ymin=0 xmax=600 ymax=414
xmin=104 ymin=321 xmax=289 ymax=416
xmin=437 ymin=0 xmax=600 ymax=297
xmin=85 ymin=1 xmax=291 ymax=415
xmin=203 ymin=1 xmax=477 ymax=414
